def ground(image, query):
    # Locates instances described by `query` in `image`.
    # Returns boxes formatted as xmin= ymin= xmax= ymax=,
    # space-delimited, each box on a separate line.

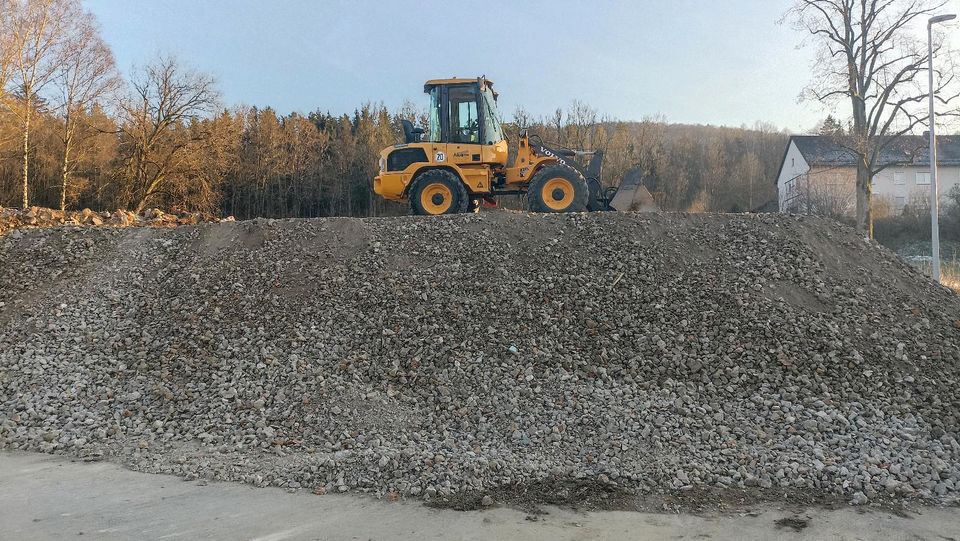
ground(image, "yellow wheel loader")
xmin=373 ymin=77 xmax=656 ymax=215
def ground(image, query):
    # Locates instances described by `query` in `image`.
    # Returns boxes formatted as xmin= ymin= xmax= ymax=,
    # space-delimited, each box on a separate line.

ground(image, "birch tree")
xmin=53 ymin=11 xmax=120 ymax=211
xmin=7 ymin=0 xmax=79 ymax=208
xmin=788 ymin=0 xmax=960 ymax=237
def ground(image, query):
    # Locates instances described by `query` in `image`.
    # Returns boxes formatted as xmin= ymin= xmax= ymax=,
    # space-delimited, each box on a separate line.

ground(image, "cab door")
xmin=441 ymin=84 xmax=485 ymax=167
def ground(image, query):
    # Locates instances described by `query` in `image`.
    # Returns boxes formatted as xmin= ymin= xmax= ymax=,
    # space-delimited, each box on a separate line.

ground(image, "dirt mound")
xmin=1 ymin=212 xmax=959 ymax=507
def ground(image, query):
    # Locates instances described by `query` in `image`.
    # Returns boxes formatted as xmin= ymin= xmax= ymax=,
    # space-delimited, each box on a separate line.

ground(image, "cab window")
xmin=481 ymin=88 xmax=505 ymax=144
xmin=427 ymin=87 xmax=442 ymax=143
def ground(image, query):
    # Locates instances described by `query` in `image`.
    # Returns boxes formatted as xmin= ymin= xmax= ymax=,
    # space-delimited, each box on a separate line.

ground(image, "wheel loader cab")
xmin=425 ymin=80 xmax=506 ymax=148
xmin=373 ymin=78 xmax=509 ymax=212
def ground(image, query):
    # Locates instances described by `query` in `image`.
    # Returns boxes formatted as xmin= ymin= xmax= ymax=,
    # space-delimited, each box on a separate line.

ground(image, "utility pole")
xmin=927 ymin=13 xmax=955 ymax=283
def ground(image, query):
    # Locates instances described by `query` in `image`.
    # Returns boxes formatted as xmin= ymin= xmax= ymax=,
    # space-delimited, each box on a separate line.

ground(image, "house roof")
xmin=790 ymin=134 xmax=960 ymax=168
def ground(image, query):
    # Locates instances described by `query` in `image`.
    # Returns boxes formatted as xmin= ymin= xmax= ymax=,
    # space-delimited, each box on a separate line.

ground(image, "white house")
xmin=776 ymin=135 xmax=960 ymax=215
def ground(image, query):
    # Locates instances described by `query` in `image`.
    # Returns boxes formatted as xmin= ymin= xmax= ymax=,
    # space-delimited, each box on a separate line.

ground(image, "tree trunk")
xmin=133 ymin=148 xmax=149 ymax=212
xmin=134 ymin=172 xmax=165 ymax=214
xmin=855 ymin=161 xmax=873 ymax=238
xmin=60 ymin=123 xmax=72 ymax=213
xmin=21 ymin=98 xmax=30 ymax=209
xmin=60 ymin=154 xmax=69 ymax=212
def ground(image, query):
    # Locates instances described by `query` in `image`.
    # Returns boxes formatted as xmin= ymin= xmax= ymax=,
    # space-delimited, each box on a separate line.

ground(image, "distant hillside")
xmin=504 ymin=116 xmax=788 ymax=212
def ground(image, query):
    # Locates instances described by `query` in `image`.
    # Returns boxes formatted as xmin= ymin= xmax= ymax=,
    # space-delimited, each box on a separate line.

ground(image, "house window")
xmin=895 ymin=196 xmax=906 ymax=210
xmin=894 ymin=172 xmax=905 ymax=185
xmin=791 ymin=158 xmax=795 ymax=168
xmin=917 ymin=172 xmax=931 ymax=185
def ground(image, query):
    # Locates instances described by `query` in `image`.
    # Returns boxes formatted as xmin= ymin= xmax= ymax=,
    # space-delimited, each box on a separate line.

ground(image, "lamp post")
xmin=928 ymin=13 xmax=956 ymax=283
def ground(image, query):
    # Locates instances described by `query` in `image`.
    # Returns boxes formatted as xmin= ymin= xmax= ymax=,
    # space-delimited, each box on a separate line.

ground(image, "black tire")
xmin=527 ymin=165 xmax=589 ymax=213
xmin=409 ymin=169 xmax=469 ymax=216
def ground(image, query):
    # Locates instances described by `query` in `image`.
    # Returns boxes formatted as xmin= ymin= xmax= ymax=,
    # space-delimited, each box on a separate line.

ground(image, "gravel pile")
xmin=1 ymin=212 xmax=959 ymax=506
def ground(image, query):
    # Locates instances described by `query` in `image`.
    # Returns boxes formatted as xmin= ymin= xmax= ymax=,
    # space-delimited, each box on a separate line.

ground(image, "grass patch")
xmin=901 ymin=251 xmax=960 ymax=292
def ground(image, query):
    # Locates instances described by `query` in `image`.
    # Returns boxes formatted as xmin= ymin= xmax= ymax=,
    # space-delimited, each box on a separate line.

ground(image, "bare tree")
xmin=550 ymin=108 xmax=564 ymax=146
xmin=787 ymin=174 xmax=857 ymax=218
xmin=116 ymin=55 xmax=219 ymax=212
xmin=396 ymin=99 xmax=428 ymax=131
xmin=6 ymin=0 xmax=80 ymax=208
xmin=512 ymin=106 xmax=532 ymax=130
xmin=788 ymin=0 xmax=959 ymax=237
xmin=53 ymin=11 xmax=120 ymax=212
xmin=567 ymin=100 xmax=598 ymax=150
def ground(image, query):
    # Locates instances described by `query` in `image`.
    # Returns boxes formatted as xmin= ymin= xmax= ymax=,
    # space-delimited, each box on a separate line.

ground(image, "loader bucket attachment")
xmin=609 ymin=167 xmax=657 ymax=212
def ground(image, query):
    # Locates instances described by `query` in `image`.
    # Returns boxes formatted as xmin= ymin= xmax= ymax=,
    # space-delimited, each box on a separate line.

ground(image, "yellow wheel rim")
xmin=542 ymin=178 xmax=575 ymax=211
xmin=421 ymin=183 xmax=453 ymax=214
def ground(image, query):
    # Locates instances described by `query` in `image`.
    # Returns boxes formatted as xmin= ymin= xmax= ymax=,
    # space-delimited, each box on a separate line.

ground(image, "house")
xmin=776 ymin=135 xmax=960 ymax=215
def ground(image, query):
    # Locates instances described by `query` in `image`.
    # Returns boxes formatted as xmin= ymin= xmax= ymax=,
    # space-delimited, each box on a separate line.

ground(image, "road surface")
xmin=1 ymin=451 xmax=958 ymax=540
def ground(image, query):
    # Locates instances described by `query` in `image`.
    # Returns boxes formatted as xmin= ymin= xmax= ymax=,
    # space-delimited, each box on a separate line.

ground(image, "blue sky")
xmin=82 ymin=0 xmax=959 ymax=132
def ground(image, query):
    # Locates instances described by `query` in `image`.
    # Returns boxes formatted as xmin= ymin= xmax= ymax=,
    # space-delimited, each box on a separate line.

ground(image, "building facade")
xmin=776 ymin=135 xmax=960 ymax=215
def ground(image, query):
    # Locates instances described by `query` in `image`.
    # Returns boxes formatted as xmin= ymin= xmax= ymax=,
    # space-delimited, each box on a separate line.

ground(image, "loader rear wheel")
xmin=527 ymin=166 xmax=588 ymax=213
xmin=409 ymin=169 xmax=469 ymax=216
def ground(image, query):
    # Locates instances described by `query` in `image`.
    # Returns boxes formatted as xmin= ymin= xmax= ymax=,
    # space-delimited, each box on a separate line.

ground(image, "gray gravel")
xmin=1 ymin=212 xmax=959 ymax=507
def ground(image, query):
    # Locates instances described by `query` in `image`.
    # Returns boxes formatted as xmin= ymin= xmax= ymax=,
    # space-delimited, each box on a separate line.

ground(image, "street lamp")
xmin=928 ymin=13 xmax=955 ymax=283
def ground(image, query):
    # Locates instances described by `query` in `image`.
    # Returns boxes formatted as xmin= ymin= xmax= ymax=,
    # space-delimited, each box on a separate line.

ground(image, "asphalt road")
xmin=1 ymin=451 xmax=958 ymax=540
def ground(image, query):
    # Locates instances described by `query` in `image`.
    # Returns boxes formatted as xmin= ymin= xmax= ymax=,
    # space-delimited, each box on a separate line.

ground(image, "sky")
xmin=83 ymin=0 xmax=960 ymax=133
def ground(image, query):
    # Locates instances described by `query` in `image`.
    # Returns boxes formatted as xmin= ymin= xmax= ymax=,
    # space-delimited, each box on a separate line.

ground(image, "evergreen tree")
xmin=818 ymin=114 xmax=844 ymax=136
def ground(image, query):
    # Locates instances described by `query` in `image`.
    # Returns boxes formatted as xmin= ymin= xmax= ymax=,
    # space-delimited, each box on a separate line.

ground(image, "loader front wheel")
xmin=409 ymin=169 xmax=469 ymax=216
xmin=528 ymin=166 xmax=588 ymax=213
